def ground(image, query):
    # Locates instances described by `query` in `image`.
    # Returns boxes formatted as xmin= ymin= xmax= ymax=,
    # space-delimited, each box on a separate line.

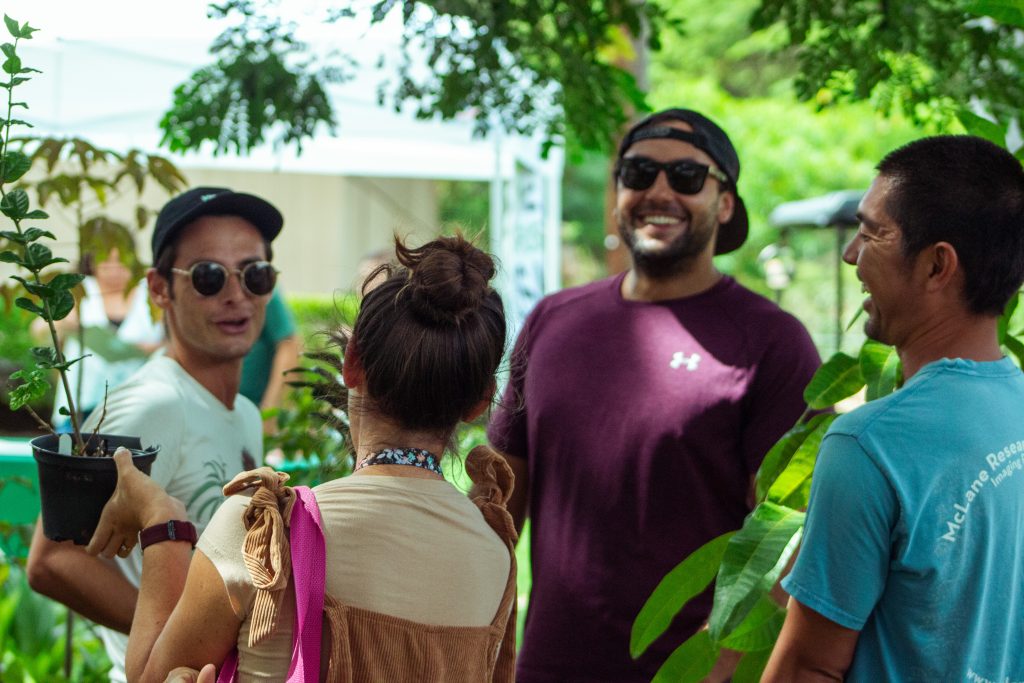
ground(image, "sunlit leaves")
xmin=708 ymin=502 xmax=803 ymax=641
xmin=650 ymin=629 xmax=718 ymax=683
xmin=631 ymin=532 xmax=734 ymax=658
xmin=803 ymin=351 xmax=863 ymax=408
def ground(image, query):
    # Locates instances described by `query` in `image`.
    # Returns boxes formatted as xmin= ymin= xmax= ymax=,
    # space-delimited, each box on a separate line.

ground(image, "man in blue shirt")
xmin=764 ymin=135 xmax=1024 ymax=682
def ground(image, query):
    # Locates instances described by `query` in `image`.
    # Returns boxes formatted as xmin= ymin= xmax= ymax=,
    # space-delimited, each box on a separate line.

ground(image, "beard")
xmin=618 ymin=205 xmax=718 ymax=279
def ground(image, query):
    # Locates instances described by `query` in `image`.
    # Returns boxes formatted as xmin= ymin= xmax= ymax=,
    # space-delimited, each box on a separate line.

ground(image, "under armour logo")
xmin=670 ymin=351 xmax=701 ymax=371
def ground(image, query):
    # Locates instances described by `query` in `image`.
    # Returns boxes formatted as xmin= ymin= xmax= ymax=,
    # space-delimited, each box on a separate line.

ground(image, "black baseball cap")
xmin=617 ymin=108 xmax=748 ymax=255
xmin=151 ymin=187 xmax=283 ymax=260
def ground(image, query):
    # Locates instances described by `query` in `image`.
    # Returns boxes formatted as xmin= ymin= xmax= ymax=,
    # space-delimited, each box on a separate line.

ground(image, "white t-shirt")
xmin=83 ymin=355 xmax=262 ymax=682
xmin=197 ymin=474 xmax=511 ymax=681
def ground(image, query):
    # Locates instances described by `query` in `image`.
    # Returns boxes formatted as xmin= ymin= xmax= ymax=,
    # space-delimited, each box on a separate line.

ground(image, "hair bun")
xmin=396 ymin=234 xmax=496 ymax=324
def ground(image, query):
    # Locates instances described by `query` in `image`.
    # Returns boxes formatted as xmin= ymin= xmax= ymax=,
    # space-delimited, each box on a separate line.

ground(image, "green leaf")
xmin=956 ymin=109 xmax=1007 ymax=146
xmin=719 ymin=595 xmax=786 ymax=652
xmin=631 ymin=532 xmax=735 ymax=658
xmin=859 ymin=340 xmax=901 ymax=401
xmin=2 ymin=149 xmax=30 ymax=182
xmin=3 ymin=16 xmax=18 ymax=38
xmin=651 ymin=629 xmax=719 ymax=683
xmin=24 ymin=242 xmax=52 ymax=269
xmin=0 ymin=187 xmax=29 ymax=219
xmin=965 ymin=0 xmax=1024 ymax=27
xmin=755 ymin=413 xmax=836 ymax=501
xmin=8 ymin=366 xmax=48 ymax=410
xmin=48 ymin=289 xmax=75 ymax=321
xmin=1003 ymin=333 xmax=1024 ymax=369
xmin=24 ymin=209 xmax=48 ymax=219
xmin=732 ymin=647 xmax=774 ymax=683
xmin=13 ymin=296 xmax=43 ymax=315
xmin=765 ymin=416 xmax=833 ymax=507
xmin=22 ymin=226 xmax=55 ymax=242
xmin=803 ymin=352 xmax=864 ymax=409
xmin=48 ymin=272 xmax=85 ymax=291
xmin=2 ymin=54 xmax=21 ymax=75
xmin=0 ymin=249 xmax=21 ymax=263
xmin=708 ymin=502 xmax=804 ymax=642
xmin=30 ymin=346 xmax=57 ymax=364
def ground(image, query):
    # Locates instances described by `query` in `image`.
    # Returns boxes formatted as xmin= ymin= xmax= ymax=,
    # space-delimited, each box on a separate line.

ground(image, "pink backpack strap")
xmin=287 ymin=485 xmax=326 ymax=683
xmin=217 ymin=485 xmax=326 ymax=683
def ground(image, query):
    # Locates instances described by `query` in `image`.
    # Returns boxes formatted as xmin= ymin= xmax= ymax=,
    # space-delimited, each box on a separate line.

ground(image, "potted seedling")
xmin=0 ymin=16 xmax=158 ymax=545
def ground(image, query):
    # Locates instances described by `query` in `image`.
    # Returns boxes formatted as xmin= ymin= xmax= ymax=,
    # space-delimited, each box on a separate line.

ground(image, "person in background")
xmin=763 ymin=136 xmax=1024 ymax=682
xmin=487 ymin=108 xmax=821 ymax=681
xmin=40 ymin=242 xmax=163 ymax=430
xmin=84 ymin=234 xmax=518 ymax=682
xmin=239 ymin=286 xmax=300 ymax=435
xmin=28 ymin=186 xmax=281 ymax=683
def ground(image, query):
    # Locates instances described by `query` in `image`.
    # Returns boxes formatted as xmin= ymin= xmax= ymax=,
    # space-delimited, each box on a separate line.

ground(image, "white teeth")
xmin=643 ymin=215 xmax=679 ymax=225
xmin=862 ymin=284 xmax=869 ymax=293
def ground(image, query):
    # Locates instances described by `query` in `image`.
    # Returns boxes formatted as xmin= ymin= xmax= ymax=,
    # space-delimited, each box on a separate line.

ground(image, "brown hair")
xmin=352 ymin=233 xmax=506 ymax=436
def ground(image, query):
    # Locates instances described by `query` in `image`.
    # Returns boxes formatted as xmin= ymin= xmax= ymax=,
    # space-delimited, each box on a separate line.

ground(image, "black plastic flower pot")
xmin=31 ymin=433 xmax=159 ymax=545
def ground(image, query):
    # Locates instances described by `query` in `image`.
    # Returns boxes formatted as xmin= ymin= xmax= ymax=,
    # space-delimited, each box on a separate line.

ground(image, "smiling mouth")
xmin=216 ymin=318 xmax=250 ymax=334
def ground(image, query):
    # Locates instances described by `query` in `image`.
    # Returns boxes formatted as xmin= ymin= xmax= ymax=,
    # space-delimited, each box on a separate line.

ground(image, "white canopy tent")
xmin=9 ymin=1 xmax=563 ymax=326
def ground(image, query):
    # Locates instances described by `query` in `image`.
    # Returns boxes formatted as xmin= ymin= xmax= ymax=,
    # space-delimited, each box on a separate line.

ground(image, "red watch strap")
xmin=139 ymin=520 xmax=198 ymax=550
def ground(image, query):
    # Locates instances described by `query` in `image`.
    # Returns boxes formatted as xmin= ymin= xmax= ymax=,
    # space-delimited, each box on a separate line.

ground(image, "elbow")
xmin=26 ymin=548 xmax=61 ymax=598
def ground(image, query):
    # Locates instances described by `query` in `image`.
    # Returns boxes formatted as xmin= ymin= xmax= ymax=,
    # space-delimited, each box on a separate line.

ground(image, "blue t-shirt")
xmin=783 ymin=357 xmax=1024 ymax=682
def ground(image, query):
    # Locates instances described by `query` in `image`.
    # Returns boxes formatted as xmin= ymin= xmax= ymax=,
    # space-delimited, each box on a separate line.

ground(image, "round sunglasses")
xmin=616 ymin=156 xmax=729 ymax=195
xmin=171 ymin=260 xmax=278 ymax=297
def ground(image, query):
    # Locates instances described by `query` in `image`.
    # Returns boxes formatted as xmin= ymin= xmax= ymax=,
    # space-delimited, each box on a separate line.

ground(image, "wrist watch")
xmin=140 ymin=520 xmax=198 ymax=550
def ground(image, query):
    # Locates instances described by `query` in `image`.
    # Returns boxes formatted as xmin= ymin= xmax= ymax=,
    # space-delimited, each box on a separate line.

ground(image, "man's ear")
xmin=924 ymin=241 xmax=960 ymax=293
xmin=716 ymin=189 xmax=736 ymax=226
xmin=146 ymin=268 xmax=172 ymax=309
xmin=342 ymin=337 xmax=365 ymax=389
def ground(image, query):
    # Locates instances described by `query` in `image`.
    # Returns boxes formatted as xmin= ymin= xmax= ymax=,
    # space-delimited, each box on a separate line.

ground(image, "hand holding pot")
xmin=86 ymin=447 xmax=186 ymax=559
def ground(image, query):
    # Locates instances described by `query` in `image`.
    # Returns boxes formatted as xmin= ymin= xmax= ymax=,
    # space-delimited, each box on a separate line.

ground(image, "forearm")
xmin=129 ymin=540 xmax=192 ymax=683
xmin=27 ymin=520 xmax=137 ymax=633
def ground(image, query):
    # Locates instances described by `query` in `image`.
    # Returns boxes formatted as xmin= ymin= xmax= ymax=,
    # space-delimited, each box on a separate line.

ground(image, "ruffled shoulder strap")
xmin=465 ymin=445 xmax=518 ymax=546
xmin=465 ymin=446 xmax=518 ymax=680
xmin=221 ymin=467 xmax=296 ymax=647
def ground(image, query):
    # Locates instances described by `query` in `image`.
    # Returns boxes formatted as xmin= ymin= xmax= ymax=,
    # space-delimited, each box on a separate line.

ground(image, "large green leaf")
xmin=860 ymin=340 xmax=901 ymax=401
xmin=755 ymin=413 xmax=835 ymax=502
xmin=732 ymin=647 xmax=774 ymax=683
xmin=965 ymin=0 xmax=1024 ymax=27
xmin=631 ymin=532 xmax=734 ymax=658
xmin=1004 ymin=334 xmax=1024 ymax=369
xmin=708 ymin=502 xmax=804 ymax=642
xmin=0 ymin=187 xmax=28 ymax=219
xmin=803 ymin=352 xmax=864 ymax=409
xmin=1 ymin=149 xmax=29 ymax=183
xmin=651 ymin=629 xmax=719 ymax=683
xmin=765 ymin=416 xmax=833 ymax=508
xmin=719 ymin=595 xmax=786 ymax=652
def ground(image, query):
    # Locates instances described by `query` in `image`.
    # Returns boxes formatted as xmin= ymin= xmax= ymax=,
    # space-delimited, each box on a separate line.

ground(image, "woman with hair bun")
xmin=85 ymin=234 xmax=517 ymax=682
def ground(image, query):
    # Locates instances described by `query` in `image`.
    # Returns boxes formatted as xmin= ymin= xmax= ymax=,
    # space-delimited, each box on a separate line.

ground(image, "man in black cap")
xmin=487 ymin=109 xmax=821 ymax=681
xmin=28 ymin=187 xmax=283 ymax=683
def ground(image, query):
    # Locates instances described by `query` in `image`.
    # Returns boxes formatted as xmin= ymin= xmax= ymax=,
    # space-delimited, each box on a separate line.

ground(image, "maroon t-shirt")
xmin=488 ymin=274 xmax=820 ymax=682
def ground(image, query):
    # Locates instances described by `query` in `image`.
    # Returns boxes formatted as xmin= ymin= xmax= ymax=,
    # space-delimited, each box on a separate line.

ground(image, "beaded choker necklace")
xmin=354 ymin=447 xmax=444 ymax=477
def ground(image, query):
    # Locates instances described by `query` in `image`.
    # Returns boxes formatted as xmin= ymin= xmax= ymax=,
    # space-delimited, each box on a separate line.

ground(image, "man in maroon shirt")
xmin=488 ymin=108 xmax=820 ymax=682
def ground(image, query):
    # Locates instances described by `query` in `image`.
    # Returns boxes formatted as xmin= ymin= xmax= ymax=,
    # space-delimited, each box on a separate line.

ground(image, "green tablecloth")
xmin=0 ymin=436 xmax=38 ymax=558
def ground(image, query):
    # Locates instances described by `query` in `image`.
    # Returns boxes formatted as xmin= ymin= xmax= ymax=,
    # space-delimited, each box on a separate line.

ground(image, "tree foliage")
xmin=160 ymin=0 xmax=683 ymax=156
xmin=752 ymin=0 xmax=1024 ymax=129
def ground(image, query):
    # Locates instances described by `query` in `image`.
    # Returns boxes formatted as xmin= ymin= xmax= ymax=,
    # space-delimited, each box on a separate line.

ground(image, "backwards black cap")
xmin=618 ymin=109 xmax=748 ymax=255
xmin=151 ymin=187 xmax=283 ymax=259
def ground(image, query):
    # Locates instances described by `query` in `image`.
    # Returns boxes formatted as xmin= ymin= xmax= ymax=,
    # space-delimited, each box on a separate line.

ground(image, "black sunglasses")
xmin=616 ymin=156 xmax=729 ymax=195
xmin=171 ymin=260 xmax=278 ymax=297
